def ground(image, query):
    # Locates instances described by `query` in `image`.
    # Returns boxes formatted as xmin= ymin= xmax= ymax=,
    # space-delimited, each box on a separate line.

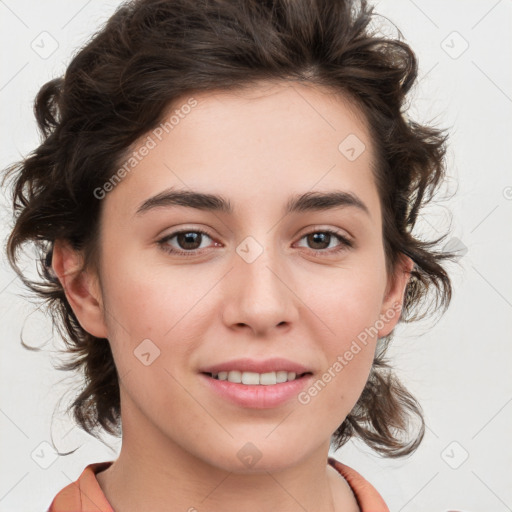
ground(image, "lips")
xmin=200 ymin=371 xmax=314 ymax=409
xmin=199 ymin=357 xmax=312 ymax=375
xmin=198 ymin=357 xmax=314 ymax=408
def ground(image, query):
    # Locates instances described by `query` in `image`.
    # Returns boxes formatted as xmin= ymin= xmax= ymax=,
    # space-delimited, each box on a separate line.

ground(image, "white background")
xmin=0 ymin=1 xmax=511 ymax=510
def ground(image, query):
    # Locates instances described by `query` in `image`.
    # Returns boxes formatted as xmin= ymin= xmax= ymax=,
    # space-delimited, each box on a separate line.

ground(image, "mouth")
xmin=200 ymin=369 xmax=314 ymax=409
xmin=198 ymin=358 xmax=314 ymax=408
xmin=202 ymin=370 xmax=312 ymax=385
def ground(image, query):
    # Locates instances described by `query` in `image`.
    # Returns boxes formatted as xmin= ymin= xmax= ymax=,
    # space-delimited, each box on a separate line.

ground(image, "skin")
xmin=52 ymin=80 xmax=413 ymax=512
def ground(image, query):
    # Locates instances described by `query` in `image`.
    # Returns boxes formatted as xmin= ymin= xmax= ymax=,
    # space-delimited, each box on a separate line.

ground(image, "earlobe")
xmin=377 ymin=254 xmax=415 ymax=338
xmin=51 ymin=240 xmax=108 ymax=339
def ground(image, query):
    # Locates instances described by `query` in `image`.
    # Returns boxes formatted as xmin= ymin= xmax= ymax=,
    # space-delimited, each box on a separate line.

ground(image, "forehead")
xmin=104 ymin=80 xmax=378 ymax=221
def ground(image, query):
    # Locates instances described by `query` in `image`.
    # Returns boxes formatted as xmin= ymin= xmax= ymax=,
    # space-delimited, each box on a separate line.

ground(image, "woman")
xmin=2 ymin=0 xmax=454 ymax=510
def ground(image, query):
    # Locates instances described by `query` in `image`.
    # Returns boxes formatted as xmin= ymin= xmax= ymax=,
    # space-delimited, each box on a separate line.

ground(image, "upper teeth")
xmin=211 ymin=370 xmax=300 ymax=385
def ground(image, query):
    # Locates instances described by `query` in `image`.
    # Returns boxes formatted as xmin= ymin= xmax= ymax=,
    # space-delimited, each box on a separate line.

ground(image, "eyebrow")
xmin=134 ymin=188 xmax=370 ymax=218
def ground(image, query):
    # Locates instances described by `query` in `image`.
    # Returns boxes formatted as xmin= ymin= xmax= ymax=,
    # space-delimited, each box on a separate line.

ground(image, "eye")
xmin=157 ymin=228 xmax=217 ymax=256
xmin=295 ymin=229 xmax=353 ymax=255
xmin=157 ymin=227 xmax=353 ymax=257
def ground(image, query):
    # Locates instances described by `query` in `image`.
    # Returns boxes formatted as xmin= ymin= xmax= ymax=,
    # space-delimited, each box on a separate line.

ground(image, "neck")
xmin=95 ymin=393 xmax=355 ymax=512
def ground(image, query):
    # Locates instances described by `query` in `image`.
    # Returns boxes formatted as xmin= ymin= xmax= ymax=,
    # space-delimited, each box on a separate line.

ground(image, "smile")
xmin=205 ymin=370 xmax=310 ymax=385
xmin=200 ymin=371 xmax=313 ymax=409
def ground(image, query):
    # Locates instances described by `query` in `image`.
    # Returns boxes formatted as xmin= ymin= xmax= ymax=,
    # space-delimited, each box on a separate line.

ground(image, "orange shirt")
xmin=47 ymin=457 xmax=389 ymax=511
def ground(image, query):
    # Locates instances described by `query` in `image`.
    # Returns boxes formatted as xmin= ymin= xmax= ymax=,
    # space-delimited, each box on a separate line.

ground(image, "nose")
xmin=221 ymin=238 xmax=299 ymax=337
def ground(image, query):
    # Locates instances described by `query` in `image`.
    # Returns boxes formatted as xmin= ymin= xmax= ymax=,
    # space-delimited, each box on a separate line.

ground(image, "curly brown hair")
xmin=1 ymin=0 xmax=456 ymax=458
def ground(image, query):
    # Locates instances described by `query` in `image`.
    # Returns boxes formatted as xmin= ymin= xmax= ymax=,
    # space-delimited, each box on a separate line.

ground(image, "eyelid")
xmin=296 ymin=224 xmax=353 ymax=241
xmin=158 ymin=225 xmax=214 ymax=239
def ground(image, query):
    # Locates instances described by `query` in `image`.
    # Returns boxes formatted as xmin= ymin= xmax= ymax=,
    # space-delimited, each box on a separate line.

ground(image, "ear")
xmin=377 ymin=253 xmax=414 ymax=338
xmin=51 ymin=240 xmax=108 ymax=339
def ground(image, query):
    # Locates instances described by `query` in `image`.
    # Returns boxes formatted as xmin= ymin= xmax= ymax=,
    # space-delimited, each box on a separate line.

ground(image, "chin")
xmin=200 ymin=437 xmax=313 ymax=475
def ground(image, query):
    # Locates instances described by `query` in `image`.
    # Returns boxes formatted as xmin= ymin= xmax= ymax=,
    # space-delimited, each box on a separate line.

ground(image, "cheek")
xmin=100 ymin=262 xmax=211 ymax=396
xmin=101 ymin=254 xmax=199 ymax=338
xmin=293 ymin=267 xmax=386 ymax=423
xmin=306 ymin=265 xmax=386 ymax=345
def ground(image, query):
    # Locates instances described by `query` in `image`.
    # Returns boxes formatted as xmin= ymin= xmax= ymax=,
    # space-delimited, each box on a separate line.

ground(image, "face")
xmin=57 ymin=80 xmax=410 ymax=473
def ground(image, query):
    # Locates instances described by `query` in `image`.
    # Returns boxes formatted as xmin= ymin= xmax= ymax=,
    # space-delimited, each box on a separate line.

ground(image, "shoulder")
xmin=328 ymin=457 xmax=390 ymax=512
xmin=46 ymin=458 xmax=387 ymax=511
xmin=46 ymin=461 xmax=114 ymax=512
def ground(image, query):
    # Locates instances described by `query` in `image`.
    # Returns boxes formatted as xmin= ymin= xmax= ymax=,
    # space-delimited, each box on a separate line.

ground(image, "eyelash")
xmin=157 ymin=228 xmax=353 ymax=257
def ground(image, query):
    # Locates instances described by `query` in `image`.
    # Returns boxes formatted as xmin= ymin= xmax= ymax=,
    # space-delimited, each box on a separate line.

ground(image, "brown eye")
xmin=158 ymin=229 xmax=215 ymax=255
xmin=175 ymin=232 xmax=204 ymax=250
xmin=306 ymin=232 xmax=331 ymax=250
xmin=296 ymin=230 xmax=353 ymax=255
